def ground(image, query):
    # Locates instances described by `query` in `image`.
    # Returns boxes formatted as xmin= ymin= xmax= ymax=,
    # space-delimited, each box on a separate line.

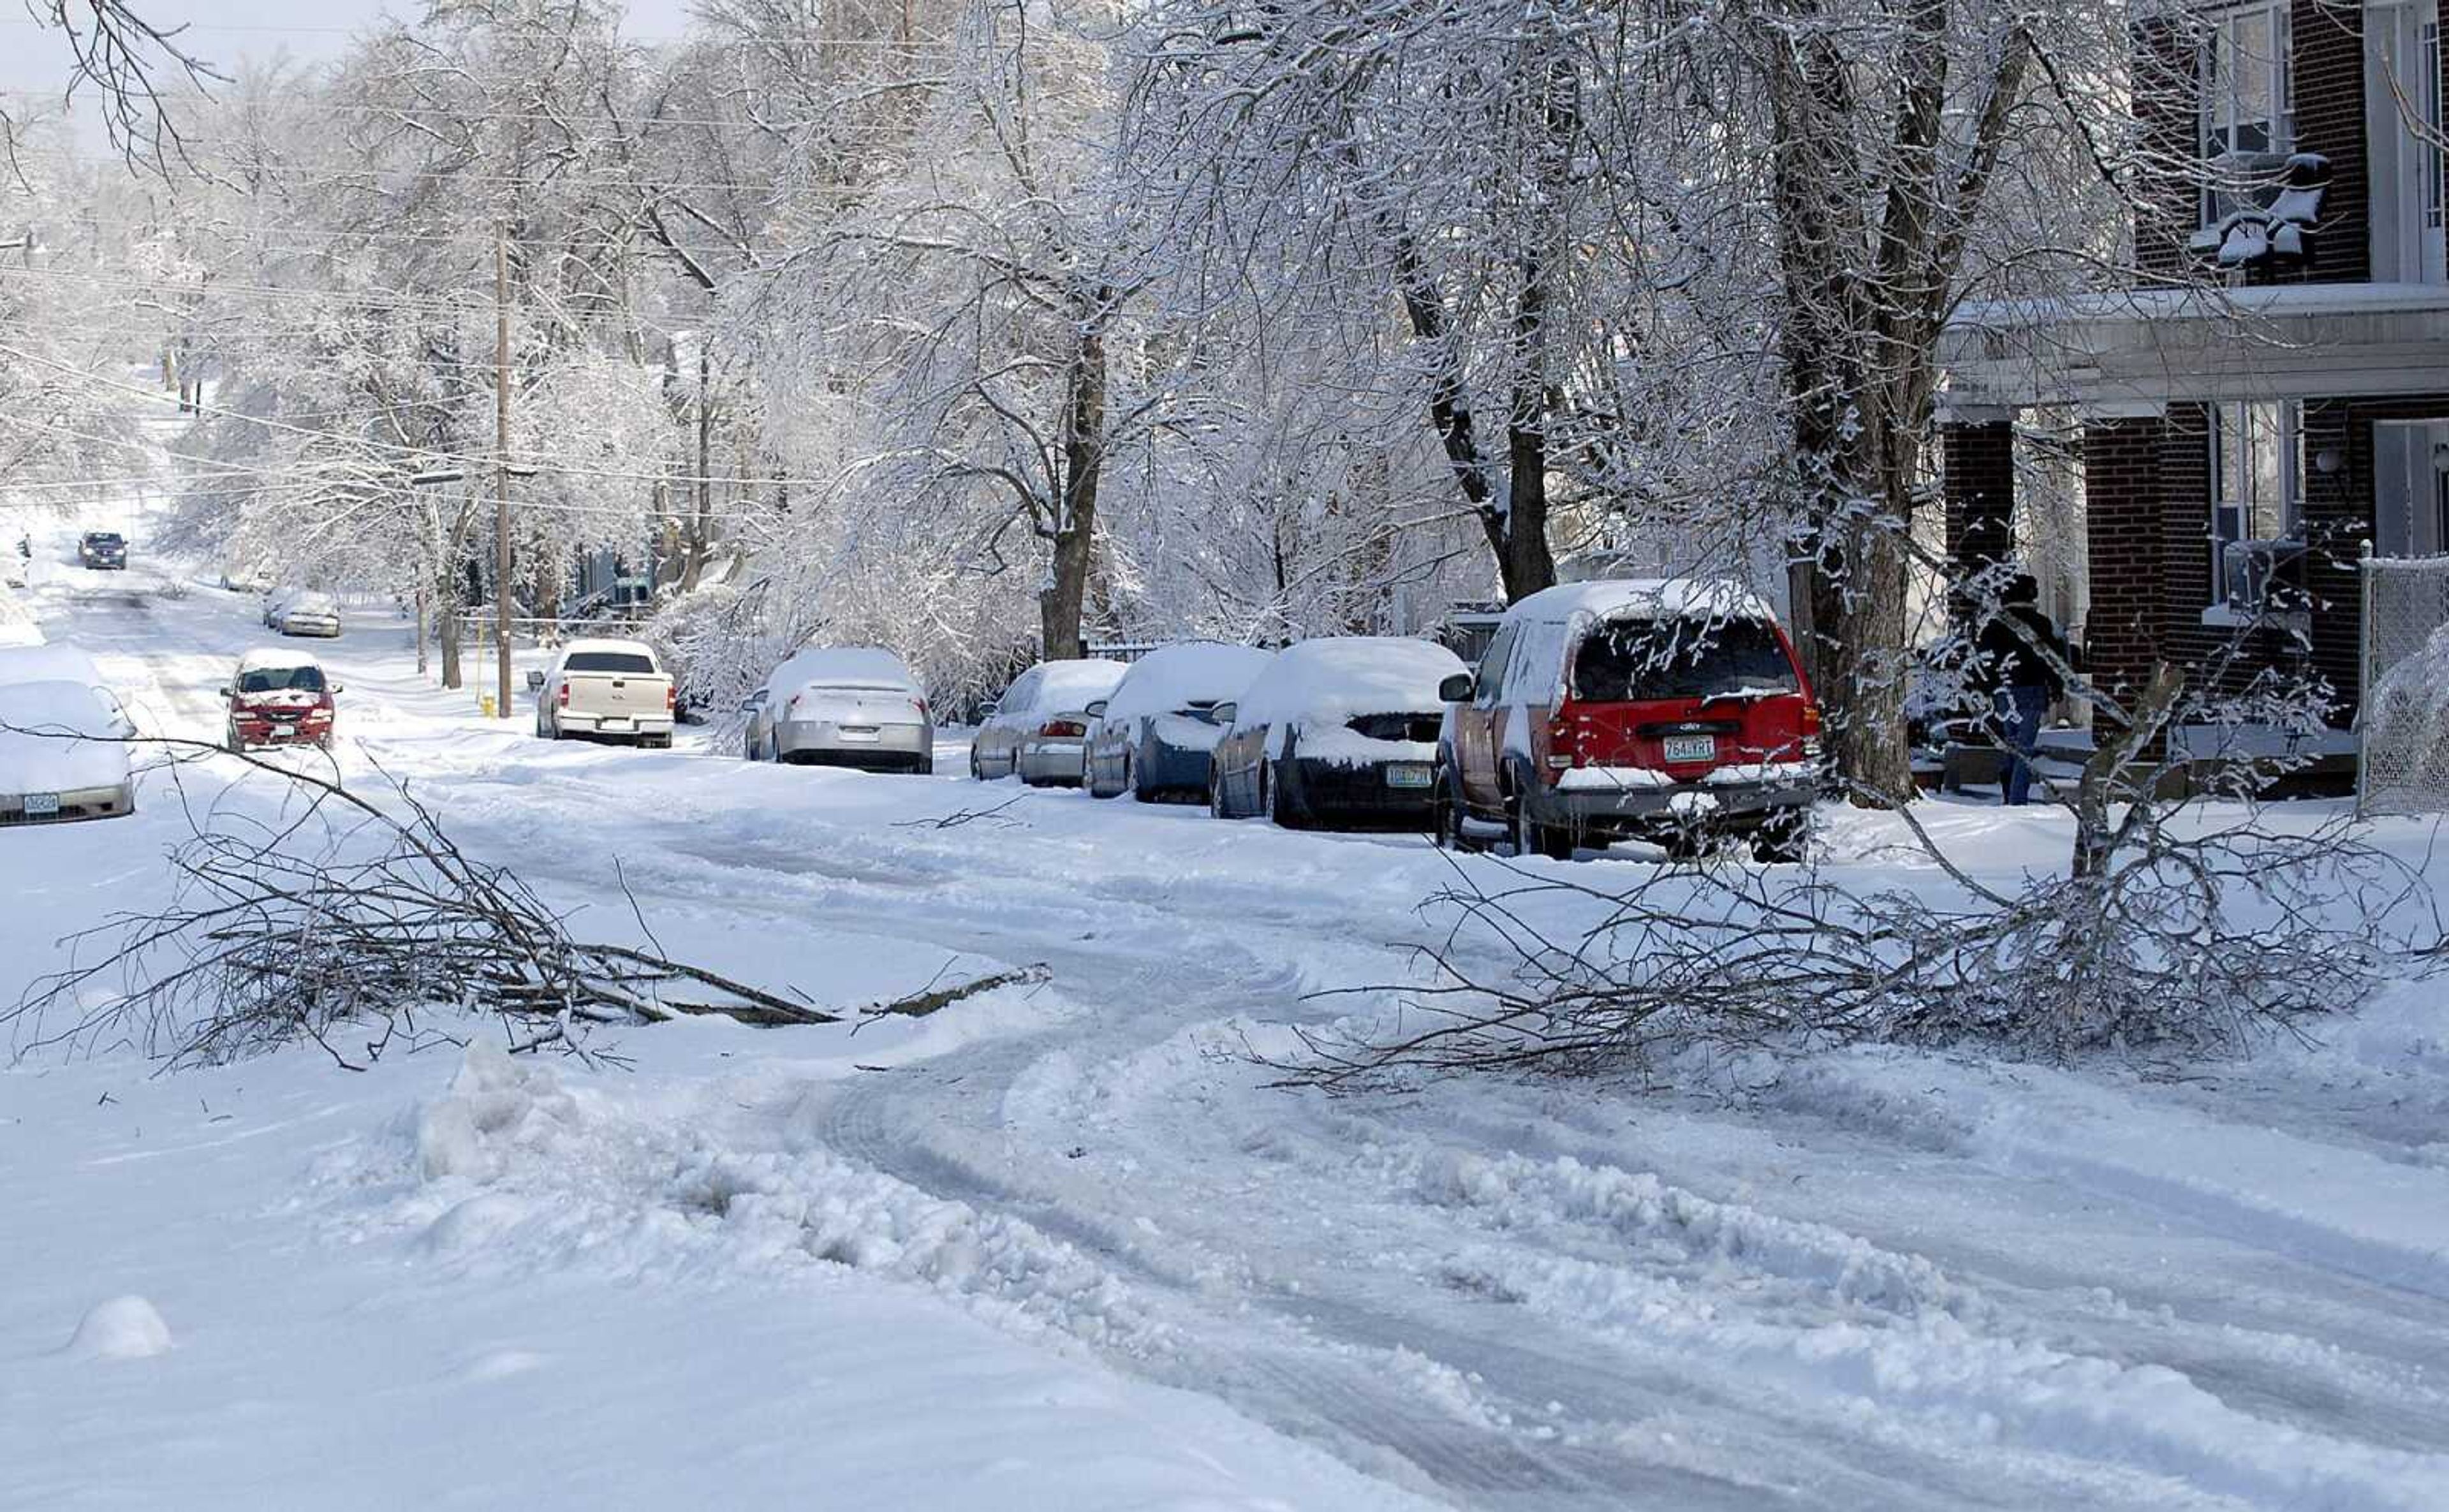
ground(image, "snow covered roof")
xmin=239 ymin=647 xmax=325 ymax=673
xmin=1503 ymin=578 xmax=1772 ymax=625
xmin=0 ymin=679 xmax=131 ymax=793
xmin=763 ymin=646 xmax=918 ymax=695
xmin=1228 ymin=638 xmax=1464 ymax=733
xmin=1024 ymin=659 xmax=1130 ymax=713
xmin=1102 ymin=642 xmax=1274 ymax=722
xmin=559 ymin=636 xmax=656 ymax=659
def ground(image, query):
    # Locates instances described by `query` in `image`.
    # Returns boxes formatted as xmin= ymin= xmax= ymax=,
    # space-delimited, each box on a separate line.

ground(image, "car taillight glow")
xmin=1800 ymin=701 xmax=1823 ymax=738
xmin=557 ymin=682 xmax=570 ymax=708
xmin=665 ymin=684 xmax=677 ymax=712
xmin=1038 ymin=719 xmax=1084 ymax=738
xmin=1544 ymin=712 xmax=1582 ymax=777
xmin=915 ymin=698 xmax=929 ymax=721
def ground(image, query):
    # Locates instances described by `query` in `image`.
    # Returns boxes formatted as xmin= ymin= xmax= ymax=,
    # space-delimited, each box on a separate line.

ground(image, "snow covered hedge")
xmin=2362 ymin=622 xmax=2449 ymax=810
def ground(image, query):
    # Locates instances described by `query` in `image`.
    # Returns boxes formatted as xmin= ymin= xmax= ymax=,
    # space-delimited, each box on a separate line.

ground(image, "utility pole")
xmin=493 ymin=224 xmax=513 ymax=719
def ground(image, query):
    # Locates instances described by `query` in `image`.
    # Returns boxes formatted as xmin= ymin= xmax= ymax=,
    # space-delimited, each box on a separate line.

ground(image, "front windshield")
xmin=1571 ymin=618 xmax=1798 ymax=701
xmin=238 ymin=664 xmax=327 ymax=695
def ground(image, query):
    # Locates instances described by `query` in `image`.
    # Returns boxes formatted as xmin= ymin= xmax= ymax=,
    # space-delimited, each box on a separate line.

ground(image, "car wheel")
xmin=1432 ymin=766 xmax=1479 ymax=852
xmin=1508 ymin=788 xmax=1574 ymax=862
xmin=916 ymin=754 xmax=934 ymax=775
xmin=225 ymin=728 xmax=243 ymax=754
xmin=1209 ymin=761 xmax=1232 ymax=818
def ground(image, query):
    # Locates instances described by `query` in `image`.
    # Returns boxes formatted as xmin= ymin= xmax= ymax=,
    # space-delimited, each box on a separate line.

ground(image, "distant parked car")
xmin=534 ymin=638 xmax=676 ymax=747
xmin=744 ymin=647 xmax=932 ymax=773
xmin=0 ymin=679 xmax=135 ymax=825
xmin=1209 ymin=637 xmax=1466 ymax=829
xmin=971 ymin=658 xmax=1129 ymax=786
xmin=77 ymin=532 xmax=127 ymax=570
xmin=1436 ymin=580 xmax=1821 ymax=862
xmin=1084 ymin=642 xmax=1274 ymax=802
xmin=265 ymin=589 xmax=342 ymax=638
xmin=222 ymin=649 xmax=339 ymax=752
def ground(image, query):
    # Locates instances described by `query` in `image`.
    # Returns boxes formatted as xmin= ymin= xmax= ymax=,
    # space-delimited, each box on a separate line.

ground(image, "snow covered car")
xmin=744 ymin=647 xmax=932 ymax=773
xmin=0 ymin=679 xmax=135 ymax=825
xmin=222 ymin=649 xmax=341 ymax=751
xmin=0 ymin=645 xmax=137 ymax=738
xmin=971 ymin=657 xmax=1129 ymax=786
xmin=536 ymin=639 xmax=676 ymax=747
xmin=269 ymin=590 xmax=342 ymax=638
xmin=1208 ymin=637 xmax=1467 ymax=829
xmin=1084 ymin=642 xmax=1274 ymax=802
xmin=1437 ymin=580 xmax=1821 ymax=862
xmin=77 ymin=531 xmax=128 ymax=570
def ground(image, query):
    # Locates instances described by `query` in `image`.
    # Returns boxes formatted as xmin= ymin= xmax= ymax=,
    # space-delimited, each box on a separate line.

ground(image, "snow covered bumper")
xmin=1526 ymin=762 xmax=1820 ymax=835
xmin=776 ymin=717 xmax=929 ymax=771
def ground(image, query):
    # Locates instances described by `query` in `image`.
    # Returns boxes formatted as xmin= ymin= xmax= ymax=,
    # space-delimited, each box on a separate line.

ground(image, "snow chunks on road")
xmin=320 ymin=1042 xmax=1164 ymax=1361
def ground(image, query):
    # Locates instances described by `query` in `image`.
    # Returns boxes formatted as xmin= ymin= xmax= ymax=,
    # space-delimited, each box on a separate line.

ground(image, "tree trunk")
xmin=1040 ymin=290 xmax=1108 ymax=661
xmin=439 ymin=580 xmax=464 ymax=690
xmin=682 ymin=349 xmax=712 ymax=592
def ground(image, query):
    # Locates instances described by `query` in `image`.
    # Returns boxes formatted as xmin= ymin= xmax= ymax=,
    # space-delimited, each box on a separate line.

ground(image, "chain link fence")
xmin=2358 ymin=555 xmax=2449 ymax=817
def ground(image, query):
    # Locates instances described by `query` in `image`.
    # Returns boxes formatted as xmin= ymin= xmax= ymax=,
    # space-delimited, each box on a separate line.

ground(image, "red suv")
xmin=1433 ymin=580 xmax=1821 ymax=861
xmin=223 ymin=650 xmax=340 ymax=752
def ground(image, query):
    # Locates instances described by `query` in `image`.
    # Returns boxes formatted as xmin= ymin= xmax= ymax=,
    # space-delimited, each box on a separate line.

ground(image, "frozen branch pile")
xmin=6 ymin=751 xmax=1013 ymax=1069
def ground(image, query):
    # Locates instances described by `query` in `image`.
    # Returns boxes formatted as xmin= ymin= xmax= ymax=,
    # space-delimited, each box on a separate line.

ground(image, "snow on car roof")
xmin=764 ymin=645 xmax=917 ymax=694
xmin=1228 ymin=638 xmax=1465 ymax=733
xmin=1101 ymin=642 xmax=1274 ymax=721
xmin=1503 ymin=578 xmax=1772 ymax=624
xmin=1026 ymin=659 xmax=1129 ymax=710
xmin=0 ymin=678 xmax=131 ymax=793
xmin=0 ymin=643 xmax=108 ymax=691
xmin=239 ymin=647 xmax=325 ymax=673
xmin=558 ymin=636 xmax=657 ymax=659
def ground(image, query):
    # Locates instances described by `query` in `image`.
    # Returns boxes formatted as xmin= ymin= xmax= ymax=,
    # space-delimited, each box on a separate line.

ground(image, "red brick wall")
xmin=2129 ymin=1 xmax=2372 ymax=287
xmin=1941 ymin=421 xmax=2016 ymax=578
xmin=2081 ymin=415 xmax=2170 ymax=703
xmin=2133 ymin=15 xmax=2205 ymax=284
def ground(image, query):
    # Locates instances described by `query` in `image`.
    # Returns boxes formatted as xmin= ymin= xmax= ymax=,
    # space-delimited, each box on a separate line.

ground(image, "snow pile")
xmin=62 ymin=1295 xmax=173 ymax=1361
xmin=361 ymin=1045 xmax=1163 ymax=1359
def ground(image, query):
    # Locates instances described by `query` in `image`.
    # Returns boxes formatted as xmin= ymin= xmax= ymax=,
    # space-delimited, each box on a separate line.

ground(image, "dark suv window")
xmin=1571 ymin=618 xmax=1798 ymax=701
xmin=85 ymin=533 xmax=124 ymax=546
xmin=563 ymin=651 xmax=658 ymax=674
xmin=237 ymin=664 xmax=327 ymax=694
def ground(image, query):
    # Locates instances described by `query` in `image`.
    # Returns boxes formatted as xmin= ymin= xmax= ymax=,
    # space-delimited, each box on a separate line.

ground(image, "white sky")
xmin=1 ymin=2 xmax=702 ymax=139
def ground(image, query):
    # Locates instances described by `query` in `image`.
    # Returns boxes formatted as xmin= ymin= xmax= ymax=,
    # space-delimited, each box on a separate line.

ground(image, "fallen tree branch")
xmin=856 ymin=964 xmax=1050 ymax=1027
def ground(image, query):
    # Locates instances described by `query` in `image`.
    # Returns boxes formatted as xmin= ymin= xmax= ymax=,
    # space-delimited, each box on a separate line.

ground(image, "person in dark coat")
xmin=1972 ymin=573 xmax=2069 ymax=806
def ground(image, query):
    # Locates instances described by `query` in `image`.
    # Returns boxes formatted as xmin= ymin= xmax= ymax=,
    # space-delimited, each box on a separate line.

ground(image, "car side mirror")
xmin=1210 ymin=702 xmax=1237 ymax=727
xmin=331 ymin=684 xmax=345 ymax=695
xmin=217 ymin=686 xmax=232 ymax=698
xmin=1084 ymin=700 xmax=1108 ymax=719
xmin=526 ymin=670 xmax=546 ymax=691
xmin=1438 ymin=673 xmax=1475 ymax=703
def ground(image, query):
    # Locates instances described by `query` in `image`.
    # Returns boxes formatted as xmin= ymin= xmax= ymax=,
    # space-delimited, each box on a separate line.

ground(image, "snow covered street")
xmin=6 ymin=537 xmax=2449 ymax=1510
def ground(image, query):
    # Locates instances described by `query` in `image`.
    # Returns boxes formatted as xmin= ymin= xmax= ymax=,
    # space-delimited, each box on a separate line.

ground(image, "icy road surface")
xmin=5 ymin=532 xmax=2449 ymax=1510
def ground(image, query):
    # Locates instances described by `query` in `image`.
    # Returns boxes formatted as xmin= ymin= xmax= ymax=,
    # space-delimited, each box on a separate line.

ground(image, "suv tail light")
xmin=915 ymin=698 xmax=930 ymax=721
xmin=1800 ymin=700 xmax=1824 ymax=760
xmin=557 ymin=682 xmax=570 ymax=708
xmin=1543 ymin=711 xmax=1582 ymax=779
xmin=1038 ymin=718 xmax=1084 ymax=738
xmin=665 ymin=684 xmax=677 ymax=712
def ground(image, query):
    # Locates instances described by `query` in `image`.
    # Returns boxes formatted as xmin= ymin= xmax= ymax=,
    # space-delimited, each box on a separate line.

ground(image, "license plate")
xmin=601 ymin=717 xmax=631 ymax=730
xmin=23 ymin=792 xmax=59 ymax=818
xmin=839 ymin=727 xmax=881 ymax=742
xmin=1385 ymin=763 xmax=1434 ymax=789
xmin=1662 ymin=735 xmax=1717 ymax=764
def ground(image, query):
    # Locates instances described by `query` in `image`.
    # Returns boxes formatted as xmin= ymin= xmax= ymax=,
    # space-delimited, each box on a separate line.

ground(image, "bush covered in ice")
xmin=2364 ymin=623 xmax=2449 ymax=806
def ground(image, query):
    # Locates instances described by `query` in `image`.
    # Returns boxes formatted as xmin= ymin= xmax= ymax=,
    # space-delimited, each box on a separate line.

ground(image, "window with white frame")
xmin=2208 ymin=400 xmax=2306 ymax=612
xmin=2201 ymin=1 xmax=2295 ymax=223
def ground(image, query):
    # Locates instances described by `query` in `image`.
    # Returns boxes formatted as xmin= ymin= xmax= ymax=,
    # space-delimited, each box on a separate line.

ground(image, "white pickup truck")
xmin=533 ymin=638 xmax=676 ymax=747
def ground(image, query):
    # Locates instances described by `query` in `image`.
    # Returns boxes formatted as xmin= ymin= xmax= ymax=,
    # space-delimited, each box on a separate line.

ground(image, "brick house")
xmin=1938 ymin=0 xmax=2446 ymax=749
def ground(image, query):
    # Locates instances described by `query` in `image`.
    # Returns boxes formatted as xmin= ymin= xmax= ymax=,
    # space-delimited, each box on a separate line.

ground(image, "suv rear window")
xmin=238 ymin=664 xmax=327 ymax=694
xmin=85 ymin=533 xmax=123 ymax=545
xmin=563 ymin=651 xmax=658 ymax=675
xmin=1571 ymin=618 xmax=1798 ymax=701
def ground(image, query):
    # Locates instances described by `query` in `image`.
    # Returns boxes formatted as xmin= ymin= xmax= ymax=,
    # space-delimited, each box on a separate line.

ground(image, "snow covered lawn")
xmin=5 ymin=533 xmax=2448 ymax=1509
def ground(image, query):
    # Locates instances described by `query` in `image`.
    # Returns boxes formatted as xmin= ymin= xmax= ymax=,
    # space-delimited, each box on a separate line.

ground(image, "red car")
xmin=223 ymin=650 xmax=341 ymax=751
xmin=1434 ymin=580 xmax=1822 ymax=861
